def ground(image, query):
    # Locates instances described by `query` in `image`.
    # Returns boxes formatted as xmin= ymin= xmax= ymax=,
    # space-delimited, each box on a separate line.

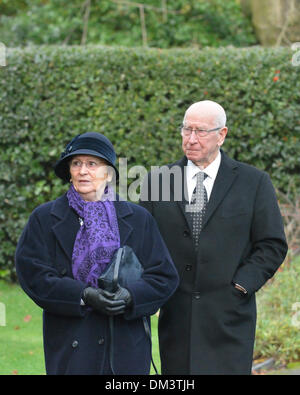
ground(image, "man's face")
xmin=181 ymin=111 xmax=227 ymax=168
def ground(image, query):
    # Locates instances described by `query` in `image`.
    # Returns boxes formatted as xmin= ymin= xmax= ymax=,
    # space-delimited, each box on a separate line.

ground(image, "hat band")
xmin=66 ymin=137 xmax=116 ymax=164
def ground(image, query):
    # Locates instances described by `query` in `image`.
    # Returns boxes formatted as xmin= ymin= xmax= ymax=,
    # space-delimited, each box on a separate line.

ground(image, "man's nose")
xmin=189 ymin=130 xmax=198 ymax=143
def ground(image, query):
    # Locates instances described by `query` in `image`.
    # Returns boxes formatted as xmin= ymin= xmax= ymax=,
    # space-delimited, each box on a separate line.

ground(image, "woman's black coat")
xmin=15 ymin=194 xmax=179 ymax=375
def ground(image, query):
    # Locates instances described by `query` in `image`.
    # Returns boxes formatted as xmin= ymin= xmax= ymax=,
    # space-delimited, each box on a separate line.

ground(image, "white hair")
xmin=183 ymin=100 xmax=227 ymax=128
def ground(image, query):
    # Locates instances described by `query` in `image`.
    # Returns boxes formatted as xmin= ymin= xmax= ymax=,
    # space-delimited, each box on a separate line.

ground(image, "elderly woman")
xmin=15 ymin=132 xmax=179 ymax=375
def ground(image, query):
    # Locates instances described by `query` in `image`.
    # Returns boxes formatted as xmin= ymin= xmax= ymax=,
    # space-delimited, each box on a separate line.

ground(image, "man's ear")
xmin=217 ymin=127 xmax=228 ymax=146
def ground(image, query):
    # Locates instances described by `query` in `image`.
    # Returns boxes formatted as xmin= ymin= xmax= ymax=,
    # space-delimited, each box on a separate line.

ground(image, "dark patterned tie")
xmin=190 ymin=172 xmax=208 ymax=248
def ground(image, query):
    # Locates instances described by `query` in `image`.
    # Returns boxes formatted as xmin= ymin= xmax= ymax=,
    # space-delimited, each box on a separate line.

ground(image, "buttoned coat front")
xmin=140 ymin=150 xmax=288 ymax=375
xmin=15 ymin=195 xmax=179 ymax=375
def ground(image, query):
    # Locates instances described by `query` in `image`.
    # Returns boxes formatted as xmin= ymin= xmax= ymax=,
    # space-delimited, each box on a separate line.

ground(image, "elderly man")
xmin=140 ymin=100 xmax=288 ymax=375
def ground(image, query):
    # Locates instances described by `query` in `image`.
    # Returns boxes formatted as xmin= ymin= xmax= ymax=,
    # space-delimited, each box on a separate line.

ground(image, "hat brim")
xmin=54 ymin=149 xmax=119 ymax=183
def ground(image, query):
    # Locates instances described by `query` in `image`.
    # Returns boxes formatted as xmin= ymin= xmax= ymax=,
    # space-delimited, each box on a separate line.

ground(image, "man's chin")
xmin=186 ymin=152 xmax=201 ymax=162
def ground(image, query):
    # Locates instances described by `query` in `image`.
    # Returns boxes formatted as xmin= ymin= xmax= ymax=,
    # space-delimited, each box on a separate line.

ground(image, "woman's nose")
xmin=79 ymin=163 xmax=89 ymax=174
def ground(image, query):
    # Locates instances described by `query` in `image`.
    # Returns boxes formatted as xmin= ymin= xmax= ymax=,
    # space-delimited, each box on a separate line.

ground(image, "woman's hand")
xmin=82 ymin=287 xmax=126 ymax=315
xmin=102 ymin=285 xmax=133 ymax=308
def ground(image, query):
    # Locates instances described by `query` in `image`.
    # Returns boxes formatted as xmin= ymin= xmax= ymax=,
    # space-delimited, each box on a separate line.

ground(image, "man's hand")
xmin=82 ymin=287 xmax=126 ymax=315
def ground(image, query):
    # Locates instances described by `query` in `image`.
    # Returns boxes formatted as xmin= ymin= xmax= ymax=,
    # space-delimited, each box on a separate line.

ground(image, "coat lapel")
xmin=201 ymin=151 xmax=238 ymax=230
xmin=168 ymin=157 xmax=192 ymax=230
xmin=114 ymin=198 xmax=134 ymax=246
xmin=170 ymin=152 xmax=239 ymax=233
xmin=51 ymin=194 xmax=80 ymax=261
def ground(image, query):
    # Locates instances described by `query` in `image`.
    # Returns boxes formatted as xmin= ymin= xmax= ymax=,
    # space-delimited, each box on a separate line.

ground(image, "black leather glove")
xmin=102 ymin=285 xmax=132 ymax=308
xmin=82 ymin=287 xmax=126 ymax=316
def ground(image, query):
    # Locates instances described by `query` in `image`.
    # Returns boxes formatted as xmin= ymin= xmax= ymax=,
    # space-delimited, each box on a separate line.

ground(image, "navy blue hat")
xmin=54 ymin=132 xmax=118 ymax=182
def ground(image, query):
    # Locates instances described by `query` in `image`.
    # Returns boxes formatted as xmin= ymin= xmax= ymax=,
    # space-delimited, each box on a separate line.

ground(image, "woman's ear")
xmin=106 ymin=166 xmax=114 ymax=183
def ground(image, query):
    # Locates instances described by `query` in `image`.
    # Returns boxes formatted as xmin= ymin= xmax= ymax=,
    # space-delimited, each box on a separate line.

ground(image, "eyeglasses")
xmin=70 ymin=159 xmax=105 ymax=170
xmin=180 ymin=125 xmax=222 ymax=138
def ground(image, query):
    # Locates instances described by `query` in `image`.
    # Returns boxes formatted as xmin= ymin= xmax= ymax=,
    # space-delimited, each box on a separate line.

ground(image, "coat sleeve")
xmin=124 ymin=210 xmax=179 ymax=320
xmin=232 ymin=172 xmax=288 ymax=295
xmin=15 ymin=209 xmax=87 ymax=317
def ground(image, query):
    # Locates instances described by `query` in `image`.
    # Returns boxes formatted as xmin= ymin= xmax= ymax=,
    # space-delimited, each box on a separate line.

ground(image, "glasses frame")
xmin=69 ymin=158 xmax=106 ymax=171
xmin=180 ymin=125 xmax=222 ymax=138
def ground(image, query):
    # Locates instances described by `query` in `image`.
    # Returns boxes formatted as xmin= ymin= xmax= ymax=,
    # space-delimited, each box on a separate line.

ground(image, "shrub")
xmin=254 ymin=256 xmax=300 ymax=365
xmin=0 ymin=45 xmax=299 ymax=280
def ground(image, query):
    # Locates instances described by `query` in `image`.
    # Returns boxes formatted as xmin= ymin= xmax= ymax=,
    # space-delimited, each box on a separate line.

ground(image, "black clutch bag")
xmin=98 ymin=245 xmax=159 ymax=375
xmin=98 ymin=245 xmax=143 ymax=292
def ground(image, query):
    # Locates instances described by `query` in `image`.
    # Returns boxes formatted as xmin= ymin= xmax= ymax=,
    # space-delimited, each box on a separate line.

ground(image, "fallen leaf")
xmin=12 ymin=370 xmax=18 ymax=375
xmin=23 ymin=315 xmax=32 ymax=323
xmin=14 ymin=326 xmax=20 ymax=330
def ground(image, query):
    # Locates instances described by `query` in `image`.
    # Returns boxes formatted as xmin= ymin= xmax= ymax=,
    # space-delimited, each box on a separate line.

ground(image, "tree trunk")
xmin=240 ymin=0 xmax=252 ymax=17
xmin=250 ymin=0 xmax=300 ymax=46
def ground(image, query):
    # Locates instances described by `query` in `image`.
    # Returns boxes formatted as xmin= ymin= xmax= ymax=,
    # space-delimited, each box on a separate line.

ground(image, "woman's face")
xmin=69 ymin=155 xmax=112 ymax=201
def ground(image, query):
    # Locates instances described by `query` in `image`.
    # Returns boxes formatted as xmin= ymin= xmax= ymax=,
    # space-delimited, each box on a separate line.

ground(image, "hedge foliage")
xmin=0 ymin=45 xmax=299 ymax=281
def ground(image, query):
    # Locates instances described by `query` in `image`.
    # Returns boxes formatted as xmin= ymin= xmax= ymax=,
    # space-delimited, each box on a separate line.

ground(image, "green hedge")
xmin=0 ymin=45 xmax=299 ymax=281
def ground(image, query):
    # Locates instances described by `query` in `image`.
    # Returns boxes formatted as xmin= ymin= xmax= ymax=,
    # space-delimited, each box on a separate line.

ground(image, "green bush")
xmin=0 ymin=45 xmax=299 ymax=281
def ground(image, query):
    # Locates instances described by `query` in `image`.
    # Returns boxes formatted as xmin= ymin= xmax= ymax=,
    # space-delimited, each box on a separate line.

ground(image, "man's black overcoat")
xmin=140 ymin=150 xmax=288 ymax=375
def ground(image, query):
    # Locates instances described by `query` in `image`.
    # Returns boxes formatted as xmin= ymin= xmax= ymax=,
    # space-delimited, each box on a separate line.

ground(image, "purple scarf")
xmin=67 ymin=184 xmax=120 ymax=288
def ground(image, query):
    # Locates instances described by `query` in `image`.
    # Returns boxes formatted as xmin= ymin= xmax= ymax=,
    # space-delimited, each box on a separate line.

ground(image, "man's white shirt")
xmin=186 ymin=150 xmax=221 ymax=203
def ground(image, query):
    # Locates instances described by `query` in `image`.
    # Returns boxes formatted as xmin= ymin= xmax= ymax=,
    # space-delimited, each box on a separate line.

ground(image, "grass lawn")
xmin=0 ymin=280 xmax=160 ymax=375
xmin=0 ymin=281 xmax=45 ymax=375
xmin=1 ymin=255 xmax=299 ymax=375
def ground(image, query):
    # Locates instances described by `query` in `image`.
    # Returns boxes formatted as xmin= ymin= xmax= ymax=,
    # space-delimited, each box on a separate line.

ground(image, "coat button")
xmin=98 ymin=338 xmax=104 ymax=345
xmin=193 ymin=292 xmax=200 ymax=300
xmin=185 ymin=265 xmax=192 ymax=271
xmin=72 ymin=340 xmax=78 ymax=348
xmin=183 ymin=230 xmax=190 ymax=237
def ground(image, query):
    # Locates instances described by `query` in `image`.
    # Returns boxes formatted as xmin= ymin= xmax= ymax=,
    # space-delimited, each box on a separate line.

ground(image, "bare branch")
xmin=81 ymin=0 xmax=91 ymax=45
xmin=139 ymin=5 xmax=148 ymax=47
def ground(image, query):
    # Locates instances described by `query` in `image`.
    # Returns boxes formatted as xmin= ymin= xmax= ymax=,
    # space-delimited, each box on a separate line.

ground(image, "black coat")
xmin=140 ymin=151 xmax=288 ymax=375
xmin=15 ymin=194 xmax=179 ymax=375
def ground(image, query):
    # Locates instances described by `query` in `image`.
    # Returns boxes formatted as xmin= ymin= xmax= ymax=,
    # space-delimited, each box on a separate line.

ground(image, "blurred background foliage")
xmin=0 ymin=0 xmax=257 ymax=48
xmin=1 ymin=0 xmax=299 ymax=49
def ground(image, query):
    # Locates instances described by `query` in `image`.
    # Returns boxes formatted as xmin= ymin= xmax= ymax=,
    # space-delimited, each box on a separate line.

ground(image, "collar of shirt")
xmin=186 ymin=150 xmax=221 ymax=203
